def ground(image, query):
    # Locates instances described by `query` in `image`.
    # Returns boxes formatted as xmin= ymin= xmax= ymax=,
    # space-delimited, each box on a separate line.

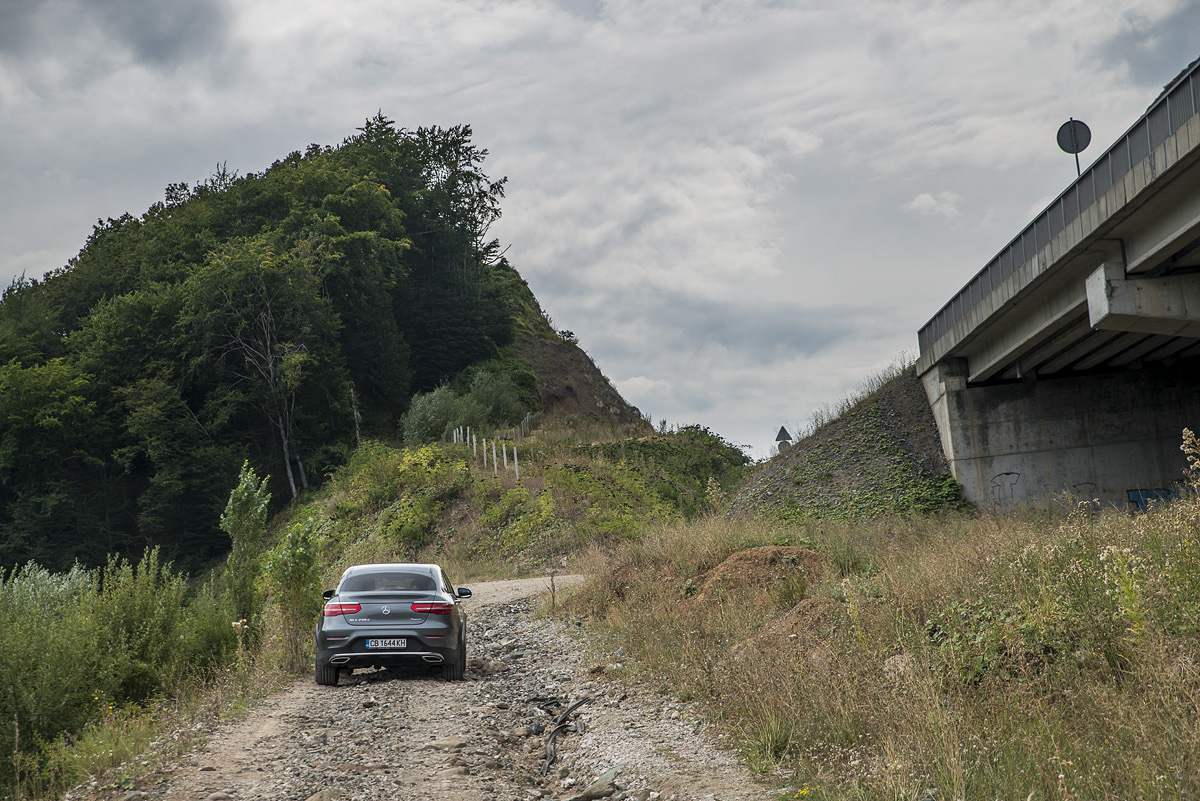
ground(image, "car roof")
xmin=339 ymin=563 xmax=442 ymax=578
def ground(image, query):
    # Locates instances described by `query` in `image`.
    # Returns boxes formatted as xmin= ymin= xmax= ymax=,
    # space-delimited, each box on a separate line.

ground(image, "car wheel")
xmin=441 ymin=636 xmax=466 ymax=681
xmin=315 ymin=660 xmax=339 ymax=686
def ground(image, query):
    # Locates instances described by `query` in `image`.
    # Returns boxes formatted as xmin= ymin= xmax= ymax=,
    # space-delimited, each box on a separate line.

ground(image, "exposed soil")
xmin=695 ymin=546 xmax=824 ymax=597
xmin=68 ymin=577 xmax=775 ymax=801
xmin=516 ymin=335 xmax=646 ymax=427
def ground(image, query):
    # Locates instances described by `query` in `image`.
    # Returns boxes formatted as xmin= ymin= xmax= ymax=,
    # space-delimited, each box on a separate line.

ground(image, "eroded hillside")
xmin=516 ymin=334 xmax=645 ymax=426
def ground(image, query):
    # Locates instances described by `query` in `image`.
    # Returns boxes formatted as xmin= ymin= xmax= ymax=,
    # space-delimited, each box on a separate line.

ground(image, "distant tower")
xmin=775 ymin=426 xmax=793 ymax=453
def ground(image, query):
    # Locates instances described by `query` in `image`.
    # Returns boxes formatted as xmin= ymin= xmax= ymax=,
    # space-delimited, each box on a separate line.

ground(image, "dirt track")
xmin=67 ymin=576 xmax=773 ymax=801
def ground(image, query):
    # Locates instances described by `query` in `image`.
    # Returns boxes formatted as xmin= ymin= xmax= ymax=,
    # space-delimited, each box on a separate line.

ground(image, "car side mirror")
xmin=456 ymin=587 xmax=472 ymax=598
xmin=322 ymin=589 xmax=335 ymax=600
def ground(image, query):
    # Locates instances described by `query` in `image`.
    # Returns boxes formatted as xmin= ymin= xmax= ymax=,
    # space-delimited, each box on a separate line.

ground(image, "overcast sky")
xmin=2 ymin=0 xmax=1198 ymax=457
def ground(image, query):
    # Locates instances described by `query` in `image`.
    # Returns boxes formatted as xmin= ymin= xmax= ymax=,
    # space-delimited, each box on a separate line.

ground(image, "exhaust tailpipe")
xmin=422 ymin=654 xmax=444 ymax=663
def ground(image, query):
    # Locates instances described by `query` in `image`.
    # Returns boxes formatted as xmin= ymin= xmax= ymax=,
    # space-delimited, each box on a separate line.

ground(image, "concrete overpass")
xmin=917 ymin=57 xmax=1200 ymax=508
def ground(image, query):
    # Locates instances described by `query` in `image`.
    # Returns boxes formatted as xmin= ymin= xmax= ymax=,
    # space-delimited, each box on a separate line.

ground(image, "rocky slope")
xmin=729 ymin=369 xmax=963 ymax=519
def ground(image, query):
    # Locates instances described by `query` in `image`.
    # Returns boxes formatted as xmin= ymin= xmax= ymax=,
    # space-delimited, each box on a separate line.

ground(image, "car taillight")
xmin=411 ymin=602 xmax=454 ymax=615
xmin=323 ymin=602 xmax=361 ymax=616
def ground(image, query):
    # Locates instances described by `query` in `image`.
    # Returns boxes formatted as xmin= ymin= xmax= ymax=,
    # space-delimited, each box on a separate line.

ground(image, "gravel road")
xmin=68 ymin=576 xmax=774 ymax=801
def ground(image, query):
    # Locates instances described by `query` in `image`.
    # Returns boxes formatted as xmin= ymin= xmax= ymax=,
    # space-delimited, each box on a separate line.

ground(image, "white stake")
xmin=492 ymin=440 xmax=498 ymax=475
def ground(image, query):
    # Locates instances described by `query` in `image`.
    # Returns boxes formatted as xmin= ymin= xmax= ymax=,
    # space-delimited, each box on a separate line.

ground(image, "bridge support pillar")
xmin=920 ymin=357 xmax=968 ymax=469
xmin=921 ymin=358 xmax=1200 ymax=510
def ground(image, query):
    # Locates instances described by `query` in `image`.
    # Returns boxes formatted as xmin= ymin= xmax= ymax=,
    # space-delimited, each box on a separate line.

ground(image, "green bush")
xmin=402 ymin=370 xmax=528 ymax=445
xmin=0 ymin=563 xmax=96 ymax=782
xmin=463 ymin=370 xmax=526 ymax=426
xmin=401 ymin=386 xmax=457 ymax=444
xmin=385 ymin=492 xmax=444 ymax=551
xmin=265 ymin=518 xmax=322 ymax=672
xmin=0 ymin=552 xmax=237 ymax=796
xmin=87 ymin=550 xmax=191 ymax=703
xmin=177 ymin=579 xmax=239 ymax=673
xmin=480 ymin=485 xmax=531 ymax=529
xmin=588 ymin=426 xmax=749 ymax=518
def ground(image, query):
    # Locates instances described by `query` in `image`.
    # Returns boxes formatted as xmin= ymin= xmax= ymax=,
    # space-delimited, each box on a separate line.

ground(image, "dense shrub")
xmin=401 ymin=385 xmax=458 ymax=444
xmin=402 ymin=370 xmax=528 ymax=444
xmin=265 ymin=519 xmax=323 ymax=672
xmin=0 ymin=552 xmax=235 ymax=796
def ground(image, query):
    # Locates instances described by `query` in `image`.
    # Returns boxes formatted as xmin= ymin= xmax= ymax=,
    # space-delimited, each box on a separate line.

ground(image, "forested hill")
xmin=0 ymin=114 xmax=625 ymax=572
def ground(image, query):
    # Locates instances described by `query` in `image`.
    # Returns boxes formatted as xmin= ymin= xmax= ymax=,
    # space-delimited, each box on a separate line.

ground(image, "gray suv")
xmin=315 ymin=562 xmax=471 ymax=685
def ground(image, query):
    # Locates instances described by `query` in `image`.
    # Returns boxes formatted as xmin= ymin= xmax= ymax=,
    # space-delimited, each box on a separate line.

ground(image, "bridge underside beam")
xmin=964 ymin=261 xmax=1200 ymax=383
xmin=1087 ymin=263 xmax=1200 ymax=338
xmin=965 ymin=277 xmax=1089 ymax=383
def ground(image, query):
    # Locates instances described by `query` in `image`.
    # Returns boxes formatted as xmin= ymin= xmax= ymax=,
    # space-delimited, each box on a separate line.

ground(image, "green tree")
xmin=220 ymin=461 xmax=271 ymax=626
xmin=0 ymin=114 xmax=533 ymax=571
xmin=183 ymin=236 xmax=347 ymax=498
xmin=402 ymin=385 xmax=458 ymax=444
xmin=0 ymin=276 xmax=64 ymax=364
xmin=0 ymin=358 xmax=125 ymax=567
xmin=463 ymin=369 xmax=525 ymax=426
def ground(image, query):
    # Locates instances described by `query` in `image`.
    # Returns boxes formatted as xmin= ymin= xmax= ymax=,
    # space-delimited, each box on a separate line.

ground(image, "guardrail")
xmin=917 ymin=58 xmax=1200 ymax=358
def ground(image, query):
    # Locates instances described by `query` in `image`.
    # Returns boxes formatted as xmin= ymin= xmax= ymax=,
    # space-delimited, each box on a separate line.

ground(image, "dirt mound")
xmin=728 ymin=596 xmax=842 ymax=675
xmin=697 ymin=545 xmax=824 ymax=595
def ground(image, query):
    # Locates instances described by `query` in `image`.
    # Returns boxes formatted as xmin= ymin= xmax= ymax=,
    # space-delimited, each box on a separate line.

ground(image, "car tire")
xmin=441 ymin=637 xmax=466 ymax=681
xmin=315 ymin=660 xmax=339 ymax=686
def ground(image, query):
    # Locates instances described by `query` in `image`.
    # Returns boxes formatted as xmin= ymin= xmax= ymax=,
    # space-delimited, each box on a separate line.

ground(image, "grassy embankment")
xmin=268 ymin=418 xmax=748 ymax=589
xmin=566 ymin=436 xmax=1200 ymax=800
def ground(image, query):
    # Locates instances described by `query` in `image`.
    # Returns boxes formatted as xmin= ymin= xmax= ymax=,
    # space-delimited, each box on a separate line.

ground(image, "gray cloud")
xmin=1 ymin=0 xmax=229 ymax=63
xmin=87 ymin=0 xmax=231 ymax=67
xmin=2 ymin=0 xmax=1198 ymax=455
xmin=592 ymin=289 xmax=871 ymax=365
xmin=554 ymin=0 xmax=602 ymax=21
xmin=0 ymin=0 xmax=230 ymax=73
xmin=1101 ymin=4 xmax=1200 ymax=89
xmin=0 ymin=0 xmax=39 ymax=56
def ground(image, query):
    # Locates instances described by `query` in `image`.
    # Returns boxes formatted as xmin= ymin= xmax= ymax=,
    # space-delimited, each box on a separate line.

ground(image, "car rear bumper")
xmin=316 ymin=638 xmax=459 ymax=669
xmin=325 ymin=648 xmax=449 ymax=666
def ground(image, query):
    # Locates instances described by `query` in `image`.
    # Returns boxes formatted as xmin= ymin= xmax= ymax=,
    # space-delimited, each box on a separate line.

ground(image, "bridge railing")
xmin=918 ymin=58 xmax=1200 ymax=359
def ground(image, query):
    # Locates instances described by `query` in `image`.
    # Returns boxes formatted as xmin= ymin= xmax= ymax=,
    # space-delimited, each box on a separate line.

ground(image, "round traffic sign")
xmin=1057 ymin=119 xmax=1091 ymax=155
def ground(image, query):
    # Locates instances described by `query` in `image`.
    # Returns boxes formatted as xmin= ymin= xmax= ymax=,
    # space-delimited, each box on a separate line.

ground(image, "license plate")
xmin=366 ymin=638 xmax=406 ymax=649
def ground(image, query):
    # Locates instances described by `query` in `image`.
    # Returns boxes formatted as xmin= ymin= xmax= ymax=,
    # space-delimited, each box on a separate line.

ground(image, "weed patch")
xmin=566 ymin=492 xmax=1200 ymax=800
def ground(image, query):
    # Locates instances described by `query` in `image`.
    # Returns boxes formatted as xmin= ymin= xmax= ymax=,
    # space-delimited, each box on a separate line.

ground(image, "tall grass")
xmin=566 ymin=492 xmax=1200 ymax=800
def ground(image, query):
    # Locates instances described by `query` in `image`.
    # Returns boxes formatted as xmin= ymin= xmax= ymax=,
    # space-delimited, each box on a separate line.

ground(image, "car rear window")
xmin=341 ymin=572 xmax=436 ymax=592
